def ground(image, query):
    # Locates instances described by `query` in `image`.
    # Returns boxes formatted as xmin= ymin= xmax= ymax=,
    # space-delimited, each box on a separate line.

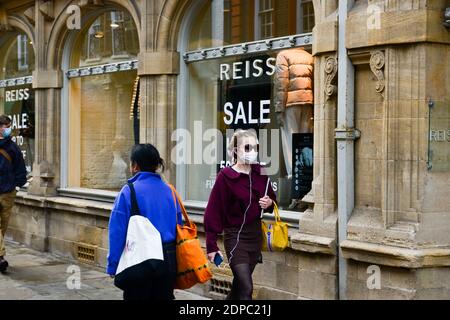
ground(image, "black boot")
xmin=0 ymin=256 xmax=8 ymax=273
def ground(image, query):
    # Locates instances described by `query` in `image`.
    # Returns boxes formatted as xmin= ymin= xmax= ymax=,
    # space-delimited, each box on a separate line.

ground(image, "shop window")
xmin=182 ymin=1 xmax=315 ymax=211
xmin=190 ymin=0 xmax=315 ymax=50
xmin=0 ymin=33 xmax=35 ymax=178
xmin=66 ymin=10 xmax=139 ymax=191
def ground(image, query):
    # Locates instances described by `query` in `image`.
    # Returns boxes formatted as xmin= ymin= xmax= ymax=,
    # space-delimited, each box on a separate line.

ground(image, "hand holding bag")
xmin=261 ymin=202 xmax=289 ymax=252
xmin=114 ymin=183 xmax=165 ymax=290
xmin=168 ymin=184 xmax=212 ymax=289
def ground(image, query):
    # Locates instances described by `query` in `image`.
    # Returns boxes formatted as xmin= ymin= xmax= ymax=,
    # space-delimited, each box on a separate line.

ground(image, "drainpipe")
xmin=336 ymin=0 xmax=359 ymax=300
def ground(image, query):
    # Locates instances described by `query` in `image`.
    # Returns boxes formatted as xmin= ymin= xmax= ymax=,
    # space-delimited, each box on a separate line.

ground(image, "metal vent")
xmin=210 ymin=277 xmax=232 ymax=296
xmin=76 ymin=244 xmax=97 ymax=264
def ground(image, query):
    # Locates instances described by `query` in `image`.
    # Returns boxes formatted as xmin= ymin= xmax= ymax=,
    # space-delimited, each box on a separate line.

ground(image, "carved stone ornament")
xmin=370 ymin=50 xmax=385 ymax=97
xmin=325 ymin=55 xmax=338 ymax=101
xmin=0 ymin=5 xmax=10 ymax=31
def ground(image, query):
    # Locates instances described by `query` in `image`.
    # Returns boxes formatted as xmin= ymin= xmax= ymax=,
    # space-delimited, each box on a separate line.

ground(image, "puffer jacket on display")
xmin=274 ymin=48 xmax=314 ymax=113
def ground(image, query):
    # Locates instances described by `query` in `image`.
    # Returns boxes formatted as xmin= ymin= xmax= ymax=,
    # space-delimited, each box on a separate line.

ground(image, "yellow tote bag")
xmin=261 ymin=202 xmax=289 ymax=252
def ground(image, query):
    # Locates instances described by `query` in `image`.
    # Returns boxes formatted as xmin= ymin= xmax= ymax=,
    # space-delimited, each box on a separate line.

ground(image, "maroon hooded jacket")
xmin=203 ymin=163 xmax=277 ymax=253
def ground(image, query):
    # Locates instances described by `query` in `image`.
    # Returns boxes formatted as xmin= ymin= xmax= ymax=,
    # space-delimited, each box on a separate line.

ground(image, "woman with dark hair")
xmin=204 ymin=129 xmax=277 ymax=300
xmin=107 ymin=143 xmax=182 ymax=300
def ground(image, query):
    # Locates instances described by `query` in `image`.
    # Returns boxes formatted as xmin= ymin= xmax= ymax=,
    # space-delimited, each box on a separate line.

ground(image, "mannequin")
xmin=273 ymin=48 xmax=314 ymax=209
xmin=273 ymin=48 xmax=314 ymax=179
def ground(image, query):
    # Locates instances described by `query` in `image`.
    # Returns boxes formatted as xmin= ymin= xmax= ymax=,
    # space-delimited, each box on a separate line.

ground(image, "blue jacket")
xmin=0 ymin=137 xmax=27 ymax=194
xmin=106 ymin=171 xmax=182 ymax=275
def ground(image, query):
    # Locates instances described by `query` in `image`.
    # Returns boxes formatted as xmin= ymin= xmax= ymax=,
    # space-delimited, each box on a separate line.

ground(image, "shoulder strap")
xmin=0 ymin=148 xmax=12 ymax=163
xmin=168 ymin=184 xmax=191 ymax=226
xmin=127 ymin=182 xmax=141 ymax=216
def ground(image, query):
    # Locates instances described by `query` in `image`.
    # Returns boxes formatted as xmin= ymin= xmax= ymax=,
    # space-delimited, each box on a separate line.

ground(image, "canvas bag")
xmin=114 ymin=182 xmax=165 ymax=291
xmin=168 ymin=184 xmax=212 ymax=290
xmin=261 ymin=202 xmax=289 ymax=252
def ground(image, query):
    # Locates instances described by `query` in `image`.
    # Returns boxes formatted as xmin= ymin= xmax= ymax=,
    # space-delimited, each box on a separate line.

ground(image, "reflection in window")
xmin=0 ymin=34 xmax=35 ymax=79
xmin=301 ymin=0 xmax=315 ymax=33
xmin=0 ymin=32 xmax=35 ymax=177
xmin=17 ymin=35 xmax=29 ymax=71
xmin=72 ymin=10 xmax=139 ymax=67
xmin=68 ymin=10 xmax=139 ymax=191
xmin=259 ymin=0 xmax=274 ymax=39
xmin=190 ymin=0 xmax=315 ymax=50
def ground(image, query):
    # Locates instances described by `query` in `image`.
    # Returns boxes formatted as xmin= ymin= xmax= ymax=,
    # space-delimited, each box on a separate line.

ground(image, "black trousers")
xmin=123 ymin=242 xmax=177 ymax=301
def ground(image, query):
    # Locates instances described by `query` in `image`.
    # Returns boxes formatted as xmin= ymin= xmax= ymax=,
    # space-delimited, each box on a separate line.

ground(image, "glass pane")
xmin=185 ymin=48 xmax=314 ymax=211
xmin=190 ymin=0 xmax=314 ymax=50
xmin=0 ymin=85 xmax=35 ymax=177
xmin=0 ymin=32 xmax=35 ymax=178
xmin=70 ymin=10 xmax=139 ymax=68
xmin=68 ymin=71 xmax=138 ymax=190
xmin=429 ymin=101 xmax=450 ymax=171
xmin=0 ymin=34 xmax=35 ymax=79
xmin=68 ymin=9 xmax=140 ymax=191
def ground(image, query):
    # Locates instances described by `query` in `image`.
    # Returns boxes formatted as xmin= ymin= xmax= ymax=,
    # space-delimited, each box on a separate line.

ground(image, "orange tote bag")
xmin=169 ymin=185 xmax=212 ymax=289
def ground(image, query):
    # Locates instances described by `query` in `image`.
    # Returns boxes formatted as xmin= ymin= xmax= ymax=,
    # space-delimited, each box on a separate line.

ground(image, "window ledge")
xmin=57 ymin=188 xmax=118 ymax=203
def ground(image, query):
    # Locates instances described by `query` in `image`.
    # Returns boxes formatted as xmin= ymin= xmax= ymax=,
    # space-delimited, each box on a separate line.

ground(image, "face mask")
xmin=2 ymin=127 xmax=11 ymax=138
xmin=238 ymin=150 xmax=258 ymax=164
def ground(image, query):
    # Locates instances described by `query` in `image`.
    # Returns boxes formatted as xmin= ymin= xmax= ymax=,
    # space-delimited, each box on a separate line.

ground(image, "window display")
xmin=67 ymin=10 xmax=139 ymax=191
xmin=184 ymin=48 xmax=314 ymax=211
xmin=0 ymin=33 xmax=35 ymax=177
xmin=183 ymin=1 xmax=316 ymax=211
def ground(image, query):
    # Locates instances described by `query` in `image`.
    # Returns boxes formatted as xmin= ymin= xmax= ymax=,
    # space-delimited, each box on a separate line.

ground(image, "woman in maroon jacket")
xmin=204 ymin=129 xmax=277 ymax=300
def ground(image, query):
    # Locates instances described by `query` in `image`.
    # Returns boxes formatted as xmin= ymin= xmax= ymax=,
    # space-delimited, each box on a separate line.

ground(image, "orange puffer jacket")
xmin=274 ymin=48 xmax=314 ymax=112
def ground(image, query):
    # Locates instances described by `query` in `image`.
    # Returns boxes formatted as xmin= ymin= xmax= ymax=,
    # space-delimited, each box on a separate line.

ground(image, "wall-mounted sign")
xmin=428 ymin=101 xmax=449 ymax=172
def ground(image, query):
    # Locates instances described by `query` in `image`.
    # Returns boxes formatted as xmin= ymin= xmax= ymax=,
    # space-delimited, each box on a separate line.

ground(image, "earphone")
xmin=228 ymin=165 xmax=252 ymax=264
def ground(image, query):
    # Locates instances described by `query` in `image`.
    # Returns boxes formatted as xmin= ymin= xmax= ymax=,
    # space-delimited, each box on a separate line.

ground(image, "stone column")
xmin=138 ymin=0 xmax=180 ymax=184
xmin=340 ymin=0 xmax=450 ymax=299
xmin=28 ymin=0 xmax=62 ymax=196
xmin=289 ymin=0 xmax=340 ymax=299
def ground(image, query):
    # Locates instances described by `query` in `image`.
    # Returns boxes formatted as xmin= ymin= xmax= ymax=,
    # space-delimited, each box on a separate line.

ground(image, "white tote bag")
xmin=116 ymin=215 xmax=164 ymax=275
xmin=114 ymin=183 xmax=164 ymax=290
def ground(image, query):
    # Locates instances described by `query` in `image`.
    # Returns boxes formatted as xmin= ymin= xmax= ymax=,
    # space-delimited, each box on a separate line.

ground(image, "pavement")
xmin=0 ymin=241 xmax=210 ymax=300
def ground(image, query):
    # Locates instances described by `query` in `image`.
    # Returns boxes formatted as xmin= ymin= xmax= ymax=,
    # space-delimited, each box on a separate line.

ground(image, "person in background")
xmin=107 ymin=143 xmax=182 ymax=300
xmin=204 ymin=129 xmax=277 ymax=300
xmin=0 ymin=115 xmax=27 ymax=273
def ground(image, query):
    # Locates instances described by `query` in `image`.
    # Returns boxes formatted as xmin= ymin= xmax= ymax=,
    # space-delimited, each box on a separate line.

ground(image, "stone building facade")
xmin=0 ymin=0 xmax=449 ymax=299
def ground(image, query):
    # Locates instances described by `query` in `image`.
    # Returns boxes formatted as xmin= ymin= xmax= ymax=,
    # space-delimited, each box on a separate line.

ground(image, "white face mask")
xmin=238 ymin=150 xmax=258 ymax=164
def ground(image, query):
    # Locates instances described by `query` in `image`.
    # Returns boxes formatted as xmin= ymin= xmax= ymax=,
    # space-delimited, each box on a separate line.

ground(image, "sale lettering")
xmin=223 ymin=100 xmax=271 ymax=125
xmin=8 ymin=113 xmax=28 ymax=129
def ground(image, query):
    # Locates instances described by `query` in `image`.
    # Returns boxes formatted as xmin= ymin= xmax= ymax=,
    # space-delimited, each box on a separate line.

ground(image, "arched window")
xmin=0 ymin=32 xmax=35 ymax=178
xmin=189 ymin=0 xmax=315 ymax=50
xmin=64 ymin=9 xmax=139 ymax=191
xmin=179 ymin=0 xmax=315 ymax=212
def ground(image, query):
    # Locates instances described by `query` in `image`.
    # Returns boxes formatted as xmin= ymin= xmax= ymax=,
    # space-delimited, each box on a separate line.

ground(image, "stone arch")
xmin=155 ymin=0 xmax=194 ymax=52
xmin=2 ymin=15 xmax=36 ymax=56
xmin=47 ymin=0 xmax=141 ymax=71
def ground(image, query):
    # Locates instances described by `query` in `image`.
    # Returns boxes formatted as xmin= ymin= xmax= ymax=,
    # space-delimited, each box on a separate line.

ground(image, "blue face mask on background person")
xmin=2 ymin=127 xmax=12 ymax=138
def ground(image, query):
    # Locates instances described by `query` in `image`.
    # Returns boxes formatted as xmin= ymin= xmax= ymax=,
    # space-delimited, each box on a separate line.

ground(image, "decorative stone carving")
xmin=40 ymin=1 xmax=54 ymax=21
xmin=24 ymin=6 xmax=36 ymax=24
xmin=325 ymin=55 xmax=338 ymax=101
xmin=370 ymin=50 xmax=386 ymax=97
xmin=0 ymin=5 xmax=10 ymax=31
